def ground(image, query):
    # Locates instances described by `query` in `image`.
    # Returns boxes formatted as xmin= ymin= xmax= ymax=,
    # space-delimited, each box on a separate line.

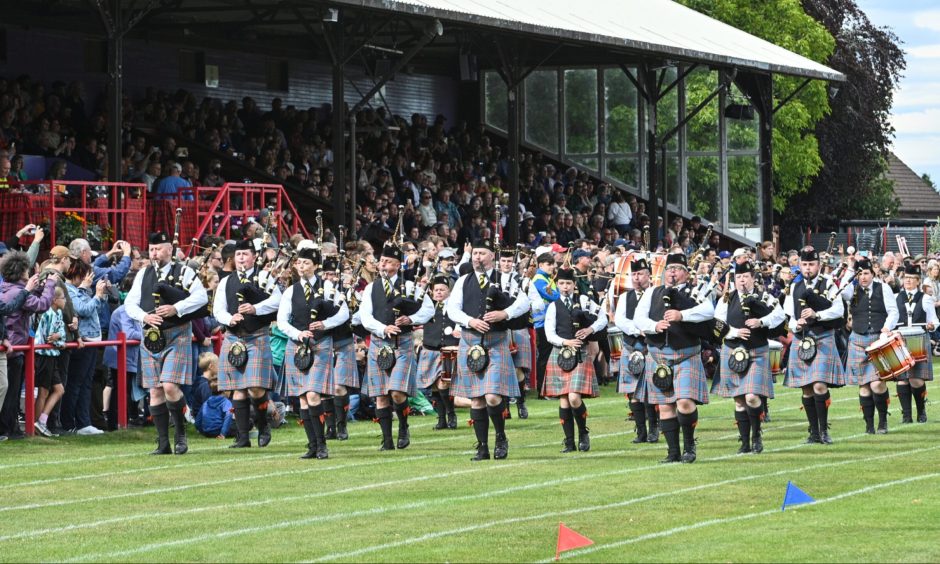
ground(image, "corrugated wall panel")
xmin=0 ymin=27 xmax=458 ymax=121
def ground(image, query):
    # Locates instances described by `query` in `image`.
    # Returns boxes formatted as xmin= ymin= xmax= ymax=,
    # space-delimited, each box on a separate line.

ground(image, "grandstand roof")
xmin=333 ymin=0 xmax=844 ymax=81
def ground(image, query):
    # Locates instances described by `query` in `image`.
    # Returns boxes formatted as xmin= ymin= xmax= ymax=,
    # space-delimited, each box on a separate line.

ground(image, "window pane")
xmin=572 ymin=156 xmax=598 ymax=171
xmin=645 ymin=154 xmax=679 ymax=207
xmin=607 ymin=157 xmax=638 ymax=189
xmin=727 ymin=83 xmax=759 ymax=151
xmin=564 ymin=69 xmax=598 ymax=155
xmin=728 ymin=155 xmax=761 ymax=241
xmin=687 ymin=155 xmax=720 ymax=224
xmin=656 ymin=67 xmax=679 ymax=151
xmin=604 ymin=67 xmax=638 ymax=153
xmin=484 ymin=71 xmax=507 ymax=132
xmin=685 ymin=68 xmax=719 ymax=152
xmin=524 ymin=70 xmax=558 ymax=153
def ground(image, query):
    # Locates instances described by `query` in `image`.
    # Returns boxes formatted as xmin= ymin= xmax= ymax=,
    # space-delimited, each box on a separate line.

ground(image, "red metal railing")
xmin=152 ymin=182 xmax=310 ymax=253
xmin=1 ymin=180 xmax=148 ymax=250
xmin=6 ymin=332 xmax=222 ymax=437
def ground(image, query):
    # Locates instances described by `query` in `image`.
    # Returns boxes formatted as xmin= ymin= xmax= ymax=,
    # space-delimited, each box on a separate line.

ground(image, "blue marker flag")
xmin=781 ymin=481 xmax=815 ymax=511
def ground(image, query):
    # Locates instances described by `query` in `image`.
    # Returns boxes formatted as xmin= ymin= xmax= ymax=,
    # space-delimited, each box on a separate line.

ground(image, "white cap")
xmin=296 ymin=239 xmax=316 ymax=251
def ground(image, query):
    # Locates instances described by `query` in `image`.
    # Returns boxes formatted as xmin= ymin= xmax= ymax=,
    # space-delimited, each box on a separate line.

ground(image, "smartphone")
xmin=860 ymin=250 xmax=870 ymax=257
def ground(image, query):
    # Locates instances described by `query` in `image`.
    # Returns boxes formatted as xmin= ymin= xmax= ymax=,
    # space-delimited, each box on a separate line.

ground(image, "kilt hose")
xmin=845 ymin=332 xmax=883 ymax=386
xmin=712 ymin=344 xmax=775 ymax=399
xmin=364 ymin=332 xmax=417 ymax=398
xmin=451 ymin=329 xmax=519 ymax=399
xmin=218 ymin=329 xmax=276 ymax=391
xmin=784 ymin=329 xmax=847 ymax=389
xmin=644 ymin=344 xmax=709 ymax=405
xmin=284 ymin=336 xmax=335 ymax=396
xmin=542 ymin=346 xmax=598 ymax=398
xmin=333 ymin=337 xmax=361 ymax=389
xmin=141 ymin=324 xmax=194 ymax=389
xmin=511 ymin=329 xmax=533 ymax=373
xmin=618 ymin=341 xmax=649 ymax=401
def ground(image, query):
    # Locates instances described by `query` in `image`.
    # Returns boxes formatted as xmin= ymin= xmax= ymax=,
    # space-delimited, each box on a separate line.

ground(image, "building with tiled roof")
xmin=887 ymin=152 xmax=940 ymax=218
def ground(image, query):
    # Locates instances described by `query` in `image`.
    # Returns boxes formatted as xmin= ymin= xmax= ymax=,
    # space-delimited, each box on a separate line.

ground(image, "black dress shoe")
xmin=805 ymin=432 xmax=821 ymax=444
xmin=300 ymin=448 xmax=317 ymax=459
xmin=258 ymin=428 xmax=272 ymax=448
xmin=151 ymin=440 xmax=171 ymax=455
xmin=647 ymin=425 xmax=660 ymax=443
xmin=737 ymin=444 xmax=752 ymax=455
xmin=229 ymin=436 xmax=251 ymax=448
xmin=336 ymin=418 xmax=349 ymax=441
xmin=434 ymin=418 xmax=448 ymax=430
xmin=578 ymin=429 xmax=590 ymax=452
xmin=902 ymin=414 xmax=914 ymax=424
xmin=752 ymin=436 xmax=764 ymax=454
xmin=471 ymin=442 xmax=490 ymax=461
xmin=660 ymin=453 xmax=681 ymax=464
xmin=819 ymin=431 xmax=833 ymax=445
xmin=865 ymin=422 xmax=875 ymax=435
xmin=876 ymin=420 xmax=888 ymax=434
xmin=917 ymin=412 xmax=927 ymax=423
xmin=379 ymin=439 xmax=395 ymax=451
xmin=493 ymin=434 xmax=508 ymax=460
xmin=631 ymin=433 xmax=648 ymax=444
xmin=560 ymin=440 xmax=576 ymax=453
xmin=174 ymin=437 xmax=188 ymax=455
xmin=517 ymin=403 xmax=529 ymax=420
xmin=447 ymin=412 xmax=458 ymax=429
xmin=397 ymin=426 xmax=411 ymax=449
xmin=316 ymin=443 xmax=329 ymax=459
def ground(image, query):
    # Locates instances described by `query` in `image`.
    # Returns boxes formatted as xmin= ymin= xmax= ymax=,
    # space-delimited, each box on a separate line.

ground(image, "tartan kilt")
xmin=644 ymin=344 xmax=709 ymax=405
xmin=364 ymin=333 xmax=417 ymax=398
xmin=784 ymin=330 xmax=847 ymax=388
xmin=284 ymin=337 xmax=334 ymax=396
xmin=712 ymin=344 xmax=775 ymax=399
xmin=542 ymin=346 xmax=598 ymax=398
xmin=452 ymin=329 xmax=519 ymax=399
xmin=511 ymin=329 xmax=533 ymax=372
xmin=141 ymin=324 xmax=193 ymax=388
xmin=416 ymin=348 xmax=446 ymax=388
xmin=846 ymin=332 xmax=882 ymax=386
xmin=333 ymin=338 xmax=360 ymax=389
xmin=218 ymin=330 xmax=275 ymax=391
xmin=897 ymin=331 xmax=934 ymax=381
xmin=617 ymin=342 xmax=648 ymax=402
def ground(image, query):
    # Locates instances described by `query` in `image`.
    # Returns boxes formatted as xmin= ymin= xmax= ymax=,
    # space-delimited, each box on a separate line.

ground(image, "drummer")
xmin=416 ymin=274 xmax=460 ymax=430
xmin=895 ymin=263 xmax=936 ymax=424
xmin=613 ymin=256 xmax=658 ymax=444
xmin=840 ymin=256 xmax=898 ymax=435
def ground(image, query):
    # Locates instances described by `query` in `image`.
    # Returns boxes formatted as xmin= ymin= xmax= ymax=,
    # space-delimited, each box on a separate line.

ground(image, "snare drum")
xmin=768 ymin=340 xmax=784 ymax=376
xmin=865 ymin=333 xmax=915 ymax=381
xmin=607 ymin=327 xmax=624 ymax=361
xmin=899 ymin=326 xmax=928 ymax=363
xmin=440 ymin=346 xmax=460 ymax=383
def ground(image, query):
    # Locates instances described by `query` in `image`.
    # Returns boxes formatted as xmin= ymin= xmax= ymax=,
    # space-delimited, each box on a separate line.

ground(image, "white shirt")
xmin=276 ymin=276 xmax=350 ymax=341
xmin=125 ymin=261 xmax=208 ymax=324
xmin=359 ymin=274 xmax=435 ymax=339
xmin=447 ymin=267 xmax=531 ymax=328
xmin=213 ymin=268 xmax=283 ymax=328
xmin=545 ymin=294 xmax=608 ymax=346
xmin=837 ymin=280 xmax=898 ymax=332
xmin=633 ymin=283 xmax=715 ymax=336
xmin=614 ymin=288 xmax=646 ymax=337
xmin=714 ymin=289 xmax=787 ymax=340
xmin=784 ymin=275 xmax=845 ymax=333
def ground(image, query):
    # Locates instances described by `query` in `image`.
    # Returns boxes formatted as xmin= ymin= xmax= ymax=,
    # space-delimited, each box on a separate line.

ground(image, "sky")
xmin=856 ymin=0 xmax=940 ymax=186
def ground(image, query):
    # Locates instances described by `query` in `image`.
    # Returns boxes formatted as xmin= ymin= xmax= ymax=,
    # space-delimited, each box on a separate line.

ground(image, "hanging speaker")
xmin=459 ymin=54 xmax=478 ymax=82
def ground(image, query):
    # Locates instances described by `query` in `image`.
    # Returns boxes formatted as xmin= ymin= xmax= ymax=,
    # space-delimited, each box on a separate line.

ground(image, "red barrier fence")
xmin=6 ymin=332 xmax=222 ymax=437
xmin=1 ymin=181 xmax=148 ymax=250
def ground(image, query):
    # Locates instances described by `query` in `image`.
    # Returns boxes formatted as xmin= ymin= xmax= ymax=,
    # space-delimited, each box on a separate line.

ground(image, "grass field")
xmin=0 ymin=382 xmax=938 ymax=563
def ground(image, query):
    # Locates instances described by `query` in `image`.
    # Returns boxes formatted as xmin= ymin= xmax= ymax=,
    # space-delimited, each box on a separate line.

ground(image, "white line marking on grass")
xmin=309 ymin=448 xmax=940 ymax=563
xmin=60 ymin=440 xmax=940 ymax=562
xmin=551 ymin=472 xmax=940 ymax=561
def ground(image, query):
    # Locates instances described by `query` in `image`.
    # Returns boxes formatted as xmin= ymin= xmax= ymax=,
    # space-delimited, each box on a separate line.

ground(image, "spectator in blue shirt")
xmin=69 ymin=238 xmax=131 ymax=337
xmin=154 ymin=162 xmax=193 ymax=201
xmin=530 ymin=252 xmax=560 ymax=399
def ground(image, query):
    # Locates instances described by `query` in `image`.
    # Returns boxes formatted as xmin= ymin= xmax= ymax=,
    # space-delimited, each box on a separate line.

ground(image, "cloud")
xmin=892 ymin=135 xmax=940 ymax=175
xmin=894 ymin=81 xmax=940 ymax=108
xmin=892 ymin=108 xmax=940 ymax=135
xmin=914 ymin=10 xmax=940 ymax=32
xmin=908 ymin=44 xmax=940 ymax=58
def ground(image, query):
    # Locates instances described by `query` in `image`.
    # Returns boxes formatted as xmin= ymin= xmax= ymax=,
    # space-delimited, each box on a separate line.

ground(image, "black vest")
xmin=792 ymin=277 xmax=843 ymax=333
xmin=552 ymin=296 xmax=579 ymax=340
xmin=139 ymin=264 xmax=205 ymax=329
xmin=897 ymin=289 xmax=927 ymax=326
xmin=225 ymin=269 xmax=276 ymax=335
xmin=289 ymin=278 xmax=339 ymax=343
xmin=725 ymin=290 xmax=769 ymax=349
xmin=850 ymin=282 xmax=888 ymax=335
xmin=370 ymin=276 xmax=414 ymax=335
xmin=461 ymin=270 xmax=510 ymax=332
xmin=422 ymin=302 xmax=459 ymax=350
xmin=622 ymin=289 xmax=645 ymax=347
xmin=645 ymin=285 xmax=700 ymax=350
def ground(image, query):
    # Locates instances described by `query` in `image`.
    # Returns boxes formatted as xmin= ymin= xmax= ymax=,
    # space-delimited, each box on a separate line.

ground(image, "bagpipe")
xmin=662 ymin=283 xmax=730 ymax=347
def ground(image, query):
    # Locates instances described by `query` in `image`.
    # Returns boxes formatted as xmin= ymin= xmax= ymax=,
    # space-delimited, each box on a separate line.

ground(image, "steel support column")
xmin=331 ymin=29 xmax=346 ymax=229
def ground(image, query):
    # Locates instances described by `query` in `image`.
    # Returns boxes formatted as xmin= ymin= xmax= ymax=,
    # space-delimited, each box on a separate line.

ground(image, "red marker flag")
xmin=555 ymin=523 xmax=594 ymax=560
